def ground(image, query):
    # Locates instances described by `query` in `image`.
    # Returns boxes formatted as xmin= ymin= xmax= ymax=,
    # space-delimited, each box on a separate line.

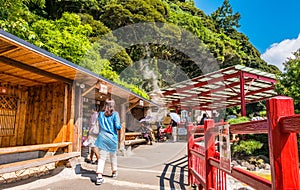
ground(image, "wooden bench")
xmin=125 ymin=132 xmax=146 ymax=146
xmin=0 ymin=152 xmax=80 ymax=174
xmin=0 ymin=142 xmax=80 ymax=174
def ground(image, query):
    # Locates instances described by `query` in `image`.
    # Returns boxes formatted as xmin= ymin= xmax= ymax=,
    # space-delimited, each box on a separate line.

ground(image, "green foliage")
xmin=211 ymin=0 xmax=240 ymax=34
xmin=227 ymin=116 xmax=249 ymax=124
xmin=276 ymin=49 xmax=300 ymax=113
xmin=80 ymin=43 xmax=119 ymax=81
xmin=232 ymin=140 xmax=262 ymax=155
xmin=0 ymin=0 xmax=282 ymax=101
xmin=245 ymin=134 xmax=269 ymax=157
xmin=30 ymin=13 xmax=92 ymax=64
xmin=100 ymin=0 xmax=168 ymax=30
xmin=78 ymin=13 xmax=111 ymax=42
xmin=116 ymin=80 xmax=150 ymax=99
xmin=259 ymin=110 xmax=266 ymax=117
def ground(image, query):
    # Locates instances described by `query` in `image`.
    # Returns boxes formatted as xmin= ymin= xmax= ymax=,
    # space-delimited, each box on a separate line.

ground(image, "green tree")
xmin=211 ymin=0 xmax=241 ymax=34
xmin=78 ymin=13 xmax=111 ymax=42
xmin=30 ymin=13 xmax=92 ymax=64
xmin=276 ymin=49 xmax=300 ymax=113
xmin=99 ymin=0 xmax=168 ymax=30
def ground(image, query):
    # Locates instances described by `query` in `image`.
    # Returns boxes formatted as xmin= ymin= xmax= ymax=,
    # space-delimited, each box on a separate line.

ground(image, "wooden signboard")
xmin=219 ymin=124 xmax=231 ymax=172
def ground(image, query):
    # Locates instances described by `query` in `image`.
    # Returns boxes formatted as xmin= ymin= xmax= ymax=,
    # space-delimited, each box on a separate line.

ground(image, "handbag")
xmin=89 ymin=119 xmax=99 ymax=136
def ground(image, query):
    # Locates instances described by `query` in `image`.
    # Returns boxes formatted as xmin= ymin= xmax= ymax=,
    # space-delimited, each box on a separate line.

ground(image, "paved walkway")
xmin=1 ymin=142 xmax=193 ymax=190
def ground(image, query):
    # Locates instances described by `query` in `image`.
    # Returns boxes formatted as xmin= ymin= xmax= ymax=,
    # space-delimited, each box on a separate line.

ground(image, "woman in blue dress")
xmin=94 ymin=98 xmax=122 ymax=185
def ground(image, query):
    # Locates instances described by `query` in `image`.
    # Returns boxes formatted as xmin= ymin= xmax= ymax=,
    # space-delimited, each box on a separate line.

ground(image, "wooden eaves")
xmin=0 ymin=29 xmax=154 ymax=108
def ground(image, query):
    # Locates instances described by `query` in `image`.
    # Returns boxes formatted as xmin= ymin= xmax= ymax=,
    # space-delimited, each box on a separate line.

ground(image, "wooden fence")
xmin=188 ymin=96 xmax=300 ymax=190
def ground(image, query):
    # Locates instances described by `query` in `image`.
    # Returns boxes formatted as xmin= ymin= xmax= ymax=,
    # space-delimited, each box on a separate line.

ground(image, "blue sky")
xmin=195 ymin=0 xmax=300 ymax=71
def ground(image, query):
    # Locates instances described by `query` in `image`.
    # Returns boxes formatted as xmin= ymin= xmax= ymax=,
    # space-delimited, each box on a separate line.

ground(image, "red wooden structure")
xmin=160 ymin=65 xmax=277 ymax=116
xmin=188 ymin=96 xmax=300 ymax=190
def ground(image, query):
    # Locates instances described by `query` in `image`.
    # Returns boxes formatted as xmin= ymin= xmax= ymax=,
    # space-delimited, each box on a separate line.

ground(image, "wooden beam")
xmin=126 ymin=100 xmax=140 ymax=113
xmin=230 ymin=119 xmax=268 ymax=134
xmin=0 ymin=56 xmax=73 ymax=84
xmin=0 ymin=71 xmax=46 ymax=84
xmin=163 ymin=72 xmax=240 ymax=96
xmin=0 ymin=46 xmax=19 ymax=56
xmin=81 ymin=83 xmax=97 ymax=97
xmin=280 ymin=114 xmax=300 ymax=133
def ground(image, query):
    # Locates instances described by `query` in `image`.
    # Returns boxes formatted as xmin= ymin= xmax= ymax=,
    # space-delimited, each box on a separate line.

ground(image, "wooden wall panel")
xmin=43 ymin=84 xmax=52 ymax=143
xmin=0 ymin=84 xmax=28 ymax=147
xmin=9 ymin=84 xmax=17 ymax=147
xmin=0 ymin=82 xmax=73 ymax=148
xmin=16 ymin=89 xmax=28 ymax=146
xmin=0 ymin=84 xmax=15 ymax=147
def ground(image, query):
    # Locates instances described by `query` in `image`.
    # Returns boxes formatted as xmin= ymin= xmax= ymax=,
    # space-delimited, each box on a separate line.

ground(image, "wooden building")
xmin=0 ymin=30 xmax=153 ymax=176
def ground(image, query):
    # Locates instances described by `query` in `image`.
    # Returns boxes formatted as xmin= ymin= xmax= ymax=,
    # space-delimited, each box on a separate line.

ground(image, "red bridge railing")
xmin=187 ymin=96 xmax=300 ymax=190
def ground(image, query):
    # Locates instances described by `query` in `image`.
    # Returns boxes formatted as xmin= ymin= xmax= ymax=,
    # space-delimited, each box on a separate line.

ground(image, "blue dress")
xmin=95 ymin=111 xmax=122 ymax=153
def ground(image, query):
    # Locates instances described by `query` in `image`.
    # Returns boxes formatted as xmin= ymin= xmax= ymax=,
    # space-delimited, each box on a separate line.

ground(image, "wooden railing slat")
xmin=230 ymin=119 xmax=268 ymax=134
xmin=0 ymin=142 xmax=72 ymax=155
xmin=280 ymin=114 xmax=300 ymax=133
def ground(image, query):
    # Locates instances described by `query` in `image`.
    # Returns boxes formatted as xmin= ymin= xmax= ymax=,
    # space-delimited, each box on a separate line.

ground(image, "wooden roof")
xmin=159 ymin=65 xmax=277 ymax=110
xmin=0 ymin=30 xmax=152 ymax=107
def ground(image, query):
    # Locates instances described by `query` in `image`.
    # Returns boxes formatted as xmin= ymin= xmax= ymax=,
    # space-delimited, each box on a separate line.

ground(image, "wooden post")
xmin=187 ymin=124 xmax=194 ymax=185
xmin=204 ymin=119 xmax=216 ymax=190
xmin=119 ymin=103 xmax=126 ymax=151
xmin=73 ymin=86 xmax=82 ymax=152
xmin=267 ymin=96 xmax=300 ymax=190
xmin=239 ymin=71 xmax=246 ymax=116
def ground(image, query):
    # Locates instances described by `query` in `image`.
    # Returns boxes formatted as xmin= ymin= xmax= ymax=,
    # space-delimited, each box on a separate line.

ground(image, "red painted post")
xmin=267 ymin=96 xmax=300 ymax=190
xmin=204 ymin=119 xmax=216 ymax=190
xmin=239 ymin=71 xmax=246 ymax=116
xmin=187 ymin=124 xmax=194 ymax=186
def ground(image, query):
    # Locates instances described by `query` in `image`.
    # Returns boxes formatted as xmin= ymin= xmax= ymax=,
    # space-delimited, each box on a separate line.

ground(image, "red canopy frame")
xmin=159 ymin=65 xmax=277 ymax=116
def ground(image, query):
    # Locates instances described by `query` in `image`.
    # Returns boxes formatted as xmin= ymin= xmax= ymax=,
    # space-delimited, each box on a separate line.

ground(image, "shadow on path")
xmin=158 ymin=155 xmax=189 ymax=190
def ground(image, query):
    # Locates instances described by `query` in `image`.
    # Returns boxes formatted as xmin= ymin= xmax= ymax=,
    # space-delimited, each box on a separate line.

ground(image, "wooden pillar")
xmin=73 ymin=86 xmax=83 ymax=152
xmin=239 ymin=71 xmax=246 ymax=116
xmin=187 ymin=124 xmax=194 ymax=185
xmin=204 ymin=119 xmax=216 ymax=190
xmin=67 ymin=84 xmax=75 ymax=152
xmin=118 ymin=103 xmax=126 ymax=151
xmin=267 ymin=96 xmax=300 ymax=190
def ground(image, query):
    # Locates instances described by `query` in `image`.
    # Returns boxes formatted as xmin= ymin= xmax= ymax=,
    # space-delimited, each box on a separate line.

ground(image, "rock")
xmin=247 ymin=164 xmax=255 ymax=171
xmin=232 ymin=160 xmax=239 ymax=166
xmin=256 ymin=155 xmax=270 ymax=163
xmin=264 ymin=164 xmax=271 ymax=170
xmin=241 ymin=161 xmax=249 ymax=167
xmin=259 ymin=163 xmax=266 ymax=169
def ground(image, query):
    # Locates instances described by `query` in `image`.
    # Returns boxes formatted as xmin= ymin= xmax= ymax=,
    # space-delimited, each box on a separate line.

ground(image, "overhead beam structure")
xmin=160 ymin=65 xmax=277 ymax=116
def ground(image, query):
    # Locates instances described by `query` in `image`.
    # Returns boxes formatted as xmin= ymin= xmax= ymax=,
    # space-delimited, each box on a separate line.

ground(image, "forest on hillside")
xmin=0 ymin=0 xmax=282 ymax=98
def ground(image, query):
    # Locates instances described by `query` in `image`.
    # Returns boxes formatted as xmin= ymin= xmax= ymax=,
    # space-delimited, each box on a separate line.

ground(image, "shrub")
xmin=232 ymin=140 xmax=262 ymax=156
xmin=227 ymin=116 xmax=249 ymax=124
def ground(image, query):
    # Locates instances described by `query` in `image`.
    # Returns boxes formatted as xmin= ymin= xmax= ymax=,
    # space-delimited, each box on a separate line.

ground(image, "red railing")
xmin=187 ymin=96 xmax=300 ymax=190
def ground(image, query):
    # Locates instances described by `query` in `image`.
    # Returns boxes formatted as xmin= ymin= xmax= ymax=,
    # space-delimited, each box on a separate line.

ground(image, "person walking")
xmin=185 ymin=111 xmax=192 ymax=127
xmin=87 ymin=106 xmax=100 ymax=164
xmin=199 ymin=113 xmax=207 ymax=125
xmin=94 ymin=98 xmax=122 ymax=185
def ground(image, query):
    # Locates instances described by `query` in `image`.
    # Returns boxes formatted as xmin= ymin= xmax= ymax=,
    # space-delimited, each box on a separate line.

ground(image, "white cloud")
xmin=261 ymin=33 xmax=300 ymax=71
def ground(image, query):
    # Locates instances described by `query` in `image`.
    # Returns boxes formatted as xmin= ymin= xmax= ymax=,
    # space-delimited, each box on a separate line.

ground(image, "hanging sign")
xmin=99 ymin=84 xmax=108 ymax=94
xmin=139 ymin=100 xmax=144 ymax=106
xmin=219 ymin=124 xmax=231 ymax=172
